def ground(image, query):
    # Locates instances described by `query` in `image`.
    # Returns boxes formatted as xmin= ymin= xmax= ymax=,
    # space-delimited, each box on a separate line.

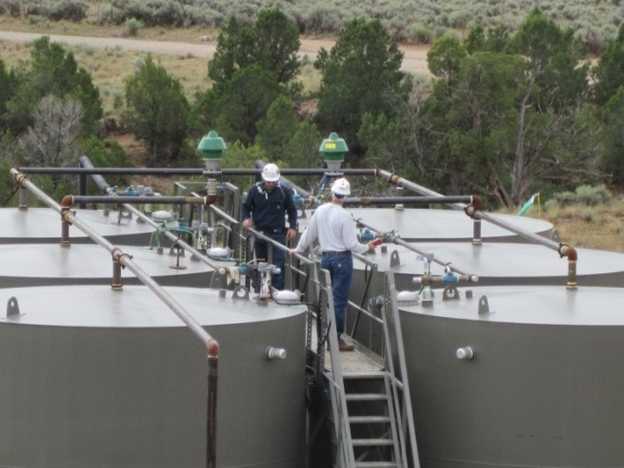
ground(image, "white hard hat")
xmin=331 ymin=178 xmax=351 ymax=196
xmin=261 ymin=163 xmax=280 ymax=182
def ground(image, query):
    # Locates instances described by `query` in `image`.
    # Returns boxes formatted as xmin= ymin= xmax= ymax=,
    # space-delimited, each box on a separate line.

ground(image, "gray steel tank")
xmin=0 ymin=243 xmax=230 ymax=288
xmin=0 ymin=285 xmax=306 ymax=468
xmin=0 ymin=207 xmax=154 ymax=245
xmin=347 ymin=243 xmax=624 ymax=352
xmin=398 ymin=286 xmax=624 ymax=468
xmin=299 ymin=208 xmax=554 ymax=242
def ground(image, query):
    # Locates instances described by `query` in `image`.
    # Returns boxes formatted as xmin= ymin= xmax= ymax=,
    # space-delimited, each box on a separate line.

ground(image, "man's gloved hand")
xmin=367 ymin=238 xmax=383 ymax=253
xmin=242 ymin=218 xmax=253 ymax=230
xmin=286 ymin=228 xmax=297 ymax=241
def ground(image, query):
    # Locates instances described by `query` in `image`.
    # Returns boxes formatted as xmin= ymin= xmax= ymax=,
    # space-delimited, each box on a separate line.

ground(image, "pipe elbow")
xmin=559 ymin=244 xmax=578 ymax=261
xmin=464 ymin=195 xmax=482 ymax=219
xmin=10 ymin=169 xmax=26 ymax=186
xmin=60 ymin=195 xmax=74 ymax=208
xmin=207 ymin=339 xmax=220 ymax=358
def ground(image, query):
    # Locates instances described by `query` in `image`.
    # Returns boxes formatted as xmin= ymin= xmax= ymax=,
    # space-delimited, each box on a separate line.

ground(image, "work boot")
xmin=338 ymin=336 xmax=354 ymax=352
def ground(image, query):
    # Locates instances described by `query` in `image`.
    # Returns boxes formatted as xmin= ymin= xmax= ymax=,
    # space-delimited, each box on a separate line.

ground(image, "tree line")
xmin=1 ymin=7 xmax=623 ymax=207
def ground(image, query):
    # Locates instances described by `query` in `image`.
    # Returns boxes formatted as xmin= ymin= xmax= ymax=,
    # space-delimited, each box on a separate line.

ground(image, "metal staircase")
xmin=319 ymin=269 xmax=421 ymax=468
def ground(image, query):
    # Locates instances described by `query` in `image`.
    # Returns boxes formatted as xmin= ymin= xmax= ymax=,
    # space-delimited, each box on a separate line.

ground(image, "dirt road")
xmin=0 ymin=30 xmax=430 ymax=75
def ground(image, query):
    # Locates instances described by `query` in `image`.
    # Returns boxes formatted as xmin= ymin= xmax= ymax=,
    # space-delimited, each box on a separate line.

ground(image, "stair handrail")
xmin=384 ymin=271 xmax=421 ymax=468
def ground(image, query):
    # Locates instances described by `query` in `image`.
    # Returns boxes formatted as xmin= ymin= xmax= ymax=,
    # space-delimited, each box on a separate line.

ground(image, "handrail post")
xmin=60 ymin=207 xmax=71 ymax=248
xmin=112 ymin=249 xmax=124 ymax=290
xmin=386 ymin=270 xmax=421 ymax=468
xmin=206 ymin=354 xmax=219 ymax=468
xmin=472 ymin=217 xmax=482 ymax=246
xmin=18 ymin=186 xmax=28 ymax=210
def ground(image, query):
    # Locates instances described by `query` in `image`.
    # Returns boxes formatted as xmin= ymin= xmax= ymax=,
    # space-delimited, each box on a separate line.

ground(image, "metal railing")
xmin=377 ymin=169 xmax=578 ymax=288
xmin=78 ymin=156 xmax=226 ymax=273
xmin=10 ymin=168 xmax=220 ymax=468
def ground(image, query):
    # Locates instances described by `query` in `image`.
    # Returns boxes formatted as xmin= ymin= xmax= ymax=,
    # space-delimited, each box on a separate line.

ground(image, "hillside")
xmin=0 ymin=0 xmax=621 ymax=48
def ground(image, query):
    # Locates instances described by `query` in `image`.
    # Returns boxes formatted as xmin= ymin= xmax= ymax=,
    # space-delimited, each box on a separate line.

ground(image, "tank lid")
xmin=0 ymin=244 xmax=224 ymax=278
xmin=356 ymin=243 xmax=624 ymax=278
xmin=399 ymin=286 xmax=624 ymax=326
xmin=0 ymin=286 xmax=305 ymax=328
xmin=301 ymin=208 xmax=553 ymax=241
xmin=0 ymin=208 xmax=154 ymax=240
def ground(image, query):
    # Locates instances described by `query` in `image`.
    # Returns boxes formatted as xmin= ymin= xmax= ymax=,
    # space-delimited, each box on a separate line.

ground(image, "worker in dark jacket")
xmin=242 ymin=163 xmax=298 ymax=290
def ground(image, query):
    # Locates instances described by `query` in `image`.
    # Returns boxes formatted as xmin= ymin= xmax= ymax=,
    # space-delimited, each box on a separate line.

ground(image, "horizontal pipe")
xmin=354 ymin=216 xmax=469 ymax=276
xmin=19 ymin=166 xmax=378 ymax=177
xmin=376 ymin=169 xmax=465 ymax=210
xmin=62 ymin=195 xmax=209 ymax=205
xmin=377 ymin=169 xmax=564 ymax=253
xmin=10 ymin=168 xmax=220 ymax=359
xmin=343 ymin=195 xmax=473 ymax=206
xmin=78 ymin=156 xmax=222 ymax=272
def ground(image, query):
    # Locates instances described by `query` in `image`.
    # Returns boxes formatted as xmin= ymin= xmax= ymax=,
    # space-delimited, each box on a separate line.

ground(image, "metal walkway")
xmin=311 ymin=269 xmax=421 ymax=468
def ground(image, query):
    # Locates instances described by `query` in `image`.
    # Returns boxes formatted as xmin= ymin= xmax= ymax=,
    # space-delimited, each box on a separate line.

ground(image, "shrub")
xmin=0 ymin=0 xmax=21 ymax=16
xmin=125 ymin=17 xmax=144 ymax=37
xmin=407 ymin=23 xmax=433 ymax=44
xmin=303 ymin=6 xmax=343 ymax=33
xmin=96 ymin=3 xmax=126 ymax=25
xmin=48 ymin=0 xmax=87 ymax=22
xmin=552 ymin=184 xmax=612 ymax=206
xmin=575 ymin=184 xmax=611 ymax=205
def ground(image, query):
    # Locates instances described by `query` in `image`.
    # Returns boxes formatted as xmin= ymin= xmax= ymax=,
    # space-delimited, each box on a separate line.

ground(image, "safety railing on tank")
xmin=9 ymin=167 xmax=220 ymax=468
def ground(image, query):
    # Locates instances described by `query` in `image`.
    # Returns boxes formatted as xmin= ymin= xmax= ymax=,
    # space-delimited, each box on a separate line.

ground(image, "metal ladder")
xmin=322 ymin=270 xmax=421 ymax=468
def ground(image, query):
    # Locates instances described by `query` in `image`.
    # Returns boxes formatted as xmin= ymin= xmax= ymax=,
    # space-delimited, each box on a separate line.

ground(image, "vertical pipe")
xmin=472 ymin=218 xmax=482 ymax=246
xmin=79 ymin=173 xmax=87 ymax=208
xmin=60 ymin=208 xmax=71 ymax=248
xmin=206 ymin=356 xmax=219 ymax=468
xmin=112 ymin=257 xmax=123 ymax=290
xmin=18 ymin=187 xmax=28 ymax=210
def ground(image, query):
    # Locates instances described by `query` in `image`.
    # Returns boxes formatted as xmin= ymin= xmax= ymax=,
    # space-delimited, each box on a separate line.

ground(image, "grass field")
xmin=0 ymin=39 xmax=210 ymax=116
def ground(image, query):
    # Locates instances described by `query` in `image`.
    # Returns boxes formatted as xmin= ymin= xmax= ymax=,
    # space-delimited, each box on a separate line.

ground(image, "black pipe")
xmin=19 ymin=166 xmax=378 ymax=177
xmin=343 ymin=195 xmax=473 ymax=206
xmin=65 ymin=195 xmax=209 ymax=205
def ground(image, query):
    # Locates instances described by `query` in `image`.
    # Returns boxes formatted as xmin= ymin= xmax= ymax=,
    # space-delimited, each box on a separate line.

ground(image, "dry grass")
xmin=0 ymin=15 xmax=218 ymax=43
xmin=0 ymin=40 xmax=210 ymax=117
xmin=520 ymin=199 xmax=624 ymax=253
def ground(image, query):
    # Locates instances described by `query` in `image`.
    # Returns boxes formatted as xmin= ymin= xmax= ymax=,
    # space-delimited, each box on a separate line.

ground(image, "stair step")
xmin=352 ymin=438 xmax=394 ymax=447
xmin=355 ymin=463 xmax=398 ymax=468
xmin=344 ymin=371 xmax=386 ymax=380
xmin=349 ymin=416 xmax=391 ymax=424
xmin=346 ymin=393 xmax=388 ymax=401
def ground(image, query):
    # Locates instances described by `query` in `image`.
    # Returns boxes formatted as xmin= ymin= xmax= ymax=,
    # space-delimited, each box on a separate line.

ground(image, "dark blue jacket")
xmin=242 ymin=182 xmax=297 ymax=235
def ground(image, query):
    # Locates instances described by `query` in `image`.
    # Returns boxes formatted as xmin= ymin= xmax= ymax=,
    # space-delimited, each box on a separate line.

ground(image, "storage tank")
xmin=0 ymin=285 xmax=306 ymax=468
xmin=398 ymin=286 xmax=624 ymax=468
xmin=0 ymin=243 xmax=230 ymax=288
xmin=299 ymin=208 xmax=554 ymax=242
xmin=347 ymin=243 xmax=624 ymax=352
xmin=0 ymin=207 xmax=154 ymax=245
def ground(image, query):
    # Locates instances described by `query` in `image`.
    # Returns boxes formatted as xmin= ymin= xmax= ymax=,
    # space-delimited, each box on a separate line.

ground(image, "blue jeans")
xmin=254 ymin=233 xmax=286 ymax=290
xmin=321 ymin=253 xmax=353 ymax=336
